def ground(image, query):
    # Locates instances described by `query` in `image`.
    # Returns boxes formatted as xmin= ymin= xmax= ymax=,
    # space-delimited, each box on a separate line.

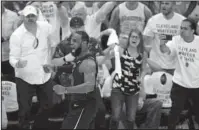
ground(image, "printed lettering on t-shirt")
xmin=2 ymin=81 xmax=13 ymax=96
xmin=120 ymin=16 xmax=145 ymax=35
xmin=153 ymin=87 xmax=172 ymax=108
xmin=156 ymin=24 xmax=179 ymax=44
xmin=152 ymin=72 xmax=173 ymax=108
xmin=178 ymin=46 xmax=197 ymax=67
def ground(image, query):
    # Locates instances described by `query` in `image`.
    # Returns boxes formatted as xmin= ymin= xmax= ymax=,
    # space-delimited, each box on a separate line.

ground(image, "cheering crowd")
xmin=1 ymin=1 xmax=199 ymax=129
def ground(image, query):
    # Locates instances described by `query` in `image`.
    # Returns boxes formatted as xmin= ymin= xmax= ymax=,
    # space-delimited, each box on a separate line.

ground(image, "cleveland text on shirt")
xmin=143 ymin=2 xmax=185 ymax=69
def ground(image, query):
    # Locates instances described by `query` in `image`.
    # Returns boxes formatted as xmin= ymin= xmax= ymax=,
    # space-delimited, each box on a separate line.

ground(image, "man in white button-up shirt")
xmin=9 ymin=5 xmax=57 ymax=129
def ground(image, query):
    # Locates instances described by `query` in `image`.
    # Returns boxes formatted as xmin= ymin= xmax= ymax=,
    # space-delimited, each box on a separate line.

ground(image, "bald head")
xmin=71 ymin=2 xmax=87 ymax=21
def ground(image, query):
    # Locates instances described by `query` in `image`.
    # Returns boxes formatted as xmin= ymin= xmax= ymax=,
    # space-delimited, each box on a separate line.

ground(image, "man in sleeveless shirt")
xmin=109 ymin=1 xmax=153 ymax=76
xmin=109 ymin=1 xmax=152 ymax=48
xmin=51 ymin=31 xmax=98 ymax=129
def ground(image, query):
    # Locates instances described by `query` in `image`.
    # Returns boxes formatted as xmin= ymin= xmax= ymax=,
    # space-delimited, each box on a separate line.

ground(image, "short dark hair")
xmin=183 ymin=18 xmax=197 ymax=34
xmin=70 ymin=17 xmax=84 ymax=28
xmin=75 ymin=31 xmax=89 ymax=44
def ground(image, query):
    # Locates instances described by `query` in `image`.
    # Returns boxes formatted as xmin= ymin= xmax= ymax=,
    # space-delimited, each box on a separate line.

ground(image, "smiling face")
xmin=129 ymin=32 xmax=140 ymax=48
xmin=180 ymin=20 xmax=195 ymax=40
xmin=24 ymin=14 xmax=37 ymax=24
xmin=71 ymin=7 xmax=87 ymax=22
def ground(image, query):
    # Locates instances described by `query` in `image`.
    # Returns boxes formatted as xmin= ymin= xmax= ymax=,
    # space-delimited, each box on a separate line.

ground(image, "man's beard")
xmin=162 ymin=8 xmax=172 ymax=16
xmin=74 ymin=47 xmax=82 ymax=57
xmin=28 ymin=19 xmax=35 ymax=23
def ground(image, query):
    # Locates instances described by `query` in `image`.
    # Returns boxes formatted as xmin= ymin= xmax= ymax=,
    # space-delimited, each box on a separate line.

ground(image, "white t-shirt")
xmin=151 ymin=72 xmax=173 ymax=108
xmin=62 ymin=17 xmax=71 ymax=40
xmin=37 ymin=8 xmax=47 ymax=22
xmin=84 ymin=2 xmax=99 ymax=16
xmin=73 ymin=2 xmax=99 ymax=16
xmin=143 ymin=13 xmax=185 ymax=69
xmin=41 ymin=2 xmax=61 ymax=44
xmin=2 ymin=81 xmax=19 ymax=112
xmin=2 ymin=9 xmax=19 ymax=61
xmin=167 ymin=35 xmax=199 ymax=88
xmin=144 ymin=75 xmax=155 ymax=95
xmin=85 ymin=12 xmax=102 ymax=38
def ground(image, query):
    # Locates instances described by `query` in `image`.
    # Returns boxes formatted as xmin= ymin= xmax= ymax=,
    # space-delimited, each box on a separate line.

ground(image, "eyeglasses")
xmin=130 ymin=35 xmax=140 ymax=40
xmin=33 ymin=37 xmax=39 ymax=49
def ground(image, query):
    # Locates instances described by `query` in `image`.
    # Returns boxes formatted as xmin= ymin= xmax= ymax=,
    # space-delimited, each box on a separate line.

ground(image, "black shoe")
xmin=125 ymin=120 xmax=134 ymax=129
xmin=18 ymin=122 xmax=32 ymax=129
xmin=109 ymin=120 xmax=119 ymax=129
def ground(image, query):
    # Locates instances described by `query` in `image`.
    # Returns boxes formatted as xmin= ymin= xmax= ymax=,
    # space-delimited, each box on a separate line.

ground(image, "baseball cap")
xmin=70 ymin=17 xmax=84 ymax=28
xmin=22 ymin=5 xmax=38 ymax=17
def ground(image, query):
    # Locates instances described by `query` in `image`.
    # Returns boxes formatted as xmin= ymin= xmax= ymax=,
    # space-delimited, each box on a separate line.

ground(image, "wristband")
xmin=53 ymin=66 xmax=58 ymax=72
xmin=64 ymin=53 xmax=76 ymax=62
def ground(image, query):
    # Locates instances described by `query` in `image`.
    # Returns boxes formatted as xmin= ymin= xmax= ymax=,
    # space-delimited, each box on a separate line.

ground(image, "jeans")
xmin=16 ymin=78 xmax=54 ymax=129
xmin=120 ymin=98 xmax=162 ymax=129
xmin=138 ymin=99 xmax=162 ymax=129
xmin=1 ymin=60 xmax=15 ymax=76
xmin=168 ymin=82 xmax=199 ymax=129
xmin=110 ymin=88 xmax=139 ymax=129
